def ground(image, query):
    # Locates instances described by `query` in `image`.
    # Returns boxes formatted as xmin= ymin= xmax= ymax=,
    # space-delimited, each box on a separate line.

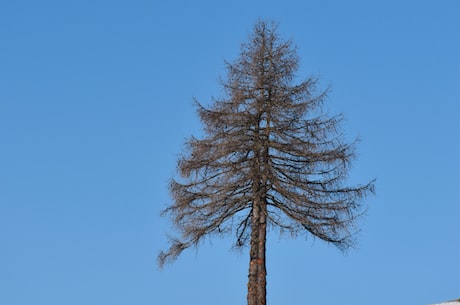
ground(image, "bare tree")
xmin=159 ymin=20 xmax=375 ymax=305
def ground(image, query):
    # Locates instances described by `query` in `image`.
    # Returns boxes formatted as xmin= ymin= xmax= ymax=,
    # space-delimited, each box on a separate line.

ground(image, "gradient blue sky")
xmin=1 ymin=1 xmax=459 ymax=305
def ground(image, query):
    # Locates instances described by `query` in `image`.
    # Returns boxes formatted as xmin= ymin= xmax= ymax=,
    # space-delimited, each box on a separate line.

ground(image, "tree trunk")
xmin=257 ymin=204 xmax=267 ymax=305
xmin=247 ymin=200 xmax=267 ymax=305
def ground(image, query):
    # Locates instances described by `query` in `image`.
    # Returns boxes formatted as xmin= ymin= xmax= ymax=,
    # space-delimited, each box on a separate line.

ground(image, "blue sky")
xmin=0 ymin=1 xmax=459 ymax=304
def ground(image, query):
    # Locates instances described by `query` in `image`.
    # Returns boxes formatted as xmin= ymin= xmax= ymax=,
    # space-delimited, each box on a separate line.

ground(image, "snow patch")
xmin=430 ymin=301 xmax=460 ymax=305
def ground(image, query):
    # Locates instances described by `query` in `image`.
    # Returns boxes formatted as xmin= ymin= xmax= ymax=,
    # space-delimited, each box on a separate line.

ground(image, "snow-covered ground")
xmin=430 ymin=301 xmax=460 ymax=305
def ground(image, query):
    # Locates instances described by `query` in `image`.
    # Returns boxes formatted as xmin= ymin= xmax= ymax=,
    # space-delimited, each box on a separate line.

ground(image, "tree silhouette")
xmin=159 ymin=20 xmax=375 ymax=305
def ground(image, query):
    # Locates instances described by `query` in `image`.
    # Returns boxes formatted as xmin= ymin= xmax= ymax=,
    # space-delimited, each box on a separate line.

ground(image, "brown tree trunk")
xmin=247 ymin=203 xmax=259 ymax=305
xmin=247 ymin=200 xmax=267 ymax=305
xmin=257 ymin=204 xmax=267 ymax=305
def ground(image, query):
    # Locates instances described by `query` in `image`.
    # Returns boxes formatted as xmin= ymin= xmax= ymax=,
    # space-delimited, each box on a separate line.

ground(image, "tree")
xmin=159 ymin=20 xmax=375 ymax=305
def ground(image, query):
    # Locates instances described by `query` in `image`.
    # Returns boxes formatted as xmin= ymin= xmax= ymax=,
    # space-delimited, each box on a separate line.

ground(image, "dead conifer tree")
xmin=159 ymin=20 xmax=375 ymax=305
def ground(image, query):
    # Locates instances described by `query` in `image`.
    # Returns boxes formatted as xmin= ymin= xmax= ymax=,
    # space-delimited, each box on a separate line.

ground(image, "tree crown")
xmin=159 ymin=20 xmax=375 ymax=267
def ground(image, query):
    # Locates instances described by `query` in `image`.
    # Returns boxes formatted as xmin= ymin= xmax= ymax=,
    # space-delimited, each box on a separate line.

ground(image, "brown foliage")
xmin=159 ymin=20 xmax=375 ymax=305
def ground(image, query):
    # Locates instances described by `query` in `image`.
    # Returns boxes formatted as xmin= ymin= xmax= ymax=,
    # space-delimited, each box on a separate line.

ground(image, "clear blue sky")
xmin=1 ymin=1 xmax=459 ymax=304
